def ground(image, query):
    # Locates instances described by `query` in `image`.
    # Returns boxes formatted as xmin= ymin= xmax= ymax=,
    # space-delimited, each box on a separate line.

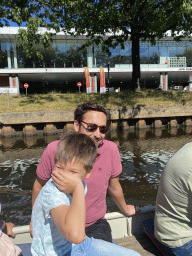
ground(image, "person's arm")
xmin=0 ymin=220 xmax=15 ymax=238
xmin=51 ymin=181 xmax=86 ymax=244
xmin=108 ymin=177 xmax=136 ymax=216
xmin=32 ymin=176 xmax=47 ymax=208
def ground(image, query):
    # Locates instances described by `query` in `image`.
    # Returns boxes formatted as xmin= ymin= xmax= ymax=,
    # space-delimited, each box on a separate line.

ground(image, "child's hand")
xmin=4 ymin=222 xmax=16 ymax=238
xmin=52 ymin=170 xmax=82 ymax=194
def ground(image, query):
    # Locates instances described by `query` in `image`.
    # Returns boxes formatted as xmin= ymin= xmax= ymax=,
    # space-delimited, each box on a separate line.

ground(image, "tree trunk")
xmin=131 ymin=30 xmax=140 ymax=90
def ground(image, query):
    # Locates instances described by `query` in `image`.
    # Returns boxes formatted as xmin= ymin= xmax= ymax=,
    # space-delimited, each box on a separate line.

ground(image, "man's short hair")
xmin=74 ymin=102 xmax=108 ymax=123
xmin=55 ymin=132 xmax=97 ymax=172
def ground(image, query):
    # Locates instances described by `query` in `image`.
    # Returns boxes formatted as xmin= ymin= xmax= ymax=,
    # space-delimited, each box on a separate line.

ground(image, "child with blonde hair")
xmin=32 ymin=132 xmax=140 ymax=256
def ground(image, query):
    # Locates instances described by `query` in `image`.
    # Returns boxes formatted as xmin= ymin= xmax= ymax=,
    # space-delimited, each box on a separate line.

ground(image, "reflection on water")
xmin=1 ymin=127 xmax=192 ymax=225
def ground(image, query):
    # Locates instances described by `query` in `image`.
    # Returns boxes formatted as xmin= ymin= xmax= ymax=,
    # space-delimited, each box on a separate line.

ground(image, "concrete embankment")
xmin=0 ymin=105 xmax=192 ymax=137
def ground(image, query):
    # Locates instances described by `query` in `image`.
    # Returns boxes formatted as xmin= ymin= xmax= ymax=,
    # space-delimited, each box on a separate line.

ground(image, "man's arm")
xmin=108 ymin=177 xmax=136 ymax=216
xmin=32 ymin=176 xmax=47 ymax=208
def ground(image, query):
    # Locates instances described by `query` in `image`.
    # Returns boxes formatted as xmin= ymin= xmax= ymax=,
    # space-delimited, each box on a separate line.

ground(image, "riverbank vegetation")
xmin=0 ymin=90 xmax=192 ymax=113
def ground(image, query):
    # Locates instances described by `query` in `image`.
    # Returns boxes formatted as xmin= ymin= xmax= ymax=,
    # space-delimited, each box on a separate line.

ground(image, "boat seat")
xmin=142 ymin=218 xmax=167 ymax=256
xmin=17 ymin=243 xmax=32 ymax=256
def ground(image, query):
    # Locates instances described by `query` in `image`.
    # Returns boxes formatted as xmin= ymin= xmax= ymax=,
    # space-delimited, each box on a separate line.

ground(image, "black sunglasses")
xmin=81 ymin=121 xmax=109 ymax=134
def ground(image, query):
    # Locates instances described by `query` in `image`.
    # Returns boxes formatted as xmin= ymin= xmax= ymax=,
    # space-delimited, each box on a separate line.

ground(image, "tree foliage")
xmin=16 ymin=18 xmax=53 ymax=60
xmin=4 ymin=0 xmax=192 ymax=89
xmin=0 ymin=0 xmax=30 ymax=26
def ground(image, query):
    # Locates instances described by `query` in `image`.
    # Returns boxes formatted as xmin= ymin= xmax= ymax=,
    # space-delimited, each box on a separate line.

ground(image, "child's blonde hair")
xmin=54 ymin=132 xmax=97 ymax=172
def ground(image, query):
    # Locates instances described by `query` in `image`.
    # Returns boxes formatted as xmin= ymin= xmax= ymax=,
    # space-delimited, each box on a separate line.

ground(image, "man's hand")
xmin=52 ymin=170 xmax=82 ymax=195
xmin=124 ymin=205 xmax=137 ymax=216
xmin=108 ymin=177 xmax=141 ymax=217
xmin=4 ymin=222 xmax=15 ymax=238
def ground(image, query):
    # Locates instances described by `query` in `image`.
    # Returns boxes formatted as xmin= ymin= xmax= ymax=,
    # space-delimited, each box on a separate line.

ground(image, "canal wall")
xmin=1 ymin=105 xmax=192 ymax=137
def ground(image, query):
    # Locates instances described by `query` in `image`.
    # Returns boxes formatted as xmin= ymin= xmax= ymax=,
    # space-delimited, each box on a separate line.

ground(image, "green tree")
xmin=109 ymin=54 xmax=132 ymax=67
xmin=16 ymin=0 xmax=192 ymax=90
xmin=16 ymin=17 xmax=53 ymax=61
xmin=0 ymin=3 xmax=52 ymax=61
xmin=0 ymin=50 xmax=7 ymax=68
xmin=62 ymin=45 xmax=87 ymax=67
xmin=0 ymin=0 xmax=30 ymax=26
xmin=141 ymin=53 xmax=159 ymax=64
xmin=17 ymin=43 xmax=60 ymax=68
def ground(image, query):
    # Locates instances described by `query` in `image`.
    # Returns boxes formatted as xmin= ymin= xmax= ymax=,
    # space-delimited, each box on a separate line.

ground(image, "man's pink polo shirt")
xmin=36 ymin=139 xmax=122 ymax=227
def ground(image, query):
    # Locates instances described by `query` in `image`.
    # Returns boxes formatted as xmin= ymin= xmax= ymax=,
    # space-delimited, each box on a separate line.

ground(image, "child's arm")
xmin=51 ymin=180 xmax=86 ymax=244
xmin=0 ymin=220 xmax=15 ymax=238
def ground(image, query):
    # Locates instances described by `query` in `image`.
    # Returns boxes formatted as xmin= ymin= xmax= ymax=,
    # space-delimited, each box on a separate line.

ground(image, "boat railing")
xmin=11 ymin=206 xmax=155 ymax=244
xmin=105 ymin=206 xmax=155 ymax=239
xmin=13 ymin=225 xmax=30 ymax=234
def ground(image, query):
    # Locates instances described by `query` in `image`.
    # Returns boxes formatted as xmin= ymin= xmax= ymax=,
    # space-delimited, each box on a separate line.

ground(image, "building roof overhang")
xmin=0 ymin=67 xmax=191 ymax=85
xmin=0 ymin=27 xmax=191 ymax=41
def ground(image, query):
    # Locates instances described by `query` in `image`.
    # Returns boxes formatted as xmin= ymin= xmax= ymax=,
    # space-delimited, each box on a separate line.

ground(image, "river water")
xmin=1 ymin=126 xmax=192 ymax=226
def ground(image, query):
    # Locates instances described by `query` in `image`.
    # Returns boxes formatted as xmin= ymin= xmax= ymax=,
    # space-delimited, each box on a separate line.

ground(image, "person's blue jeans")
xmin=64 ymin=236 xmax=141 ymax=256
xmin=167 ymin=240 xmax=192 ymax=256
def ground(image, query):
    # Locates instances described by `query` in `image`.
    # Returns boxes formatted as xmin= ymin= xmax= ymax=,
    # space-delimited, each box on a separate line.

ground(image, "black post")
xmin=107 ymin=61 xmax=110 ymax=88
xmin=131 ymin=27 xmax=141 ymax=90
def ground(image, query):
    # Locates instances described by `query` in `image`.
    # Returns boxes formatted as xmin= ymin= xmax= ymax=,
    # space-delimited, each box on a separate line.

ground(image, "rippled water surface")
xmin=1 ymin=127 xmax=192 ymax=226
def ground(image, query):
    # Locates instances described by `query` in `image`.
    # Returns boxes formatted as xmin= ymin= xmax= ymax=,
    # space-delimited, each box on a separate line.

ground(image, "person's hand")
xmin=4 ymin=222 xmax=15 ymax=238
xmin=52 ymin=170 xmax=82 ymax=195
xmin=124 ymin=205 xmax=138 ymax=216
xmin=30 ymin=220 xmax=33 ymax=237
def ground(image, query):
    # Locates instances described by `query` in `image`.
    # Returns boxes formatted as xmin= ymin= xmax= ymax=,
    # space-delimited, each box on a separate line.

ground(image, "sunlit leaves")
xmin=0 ymin=0 xmax=31 ymax=26
xmin=16 ymin=17 xmax=53 ymax=60
xmin=183 ymin=0 xmax=192 ymax=13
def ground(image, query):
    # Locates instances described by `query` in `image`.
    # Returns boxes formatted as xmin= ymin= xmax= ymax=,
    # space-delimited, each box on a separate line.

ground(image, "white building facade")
xmin=0 ymin=27 xmax=192 ymax=94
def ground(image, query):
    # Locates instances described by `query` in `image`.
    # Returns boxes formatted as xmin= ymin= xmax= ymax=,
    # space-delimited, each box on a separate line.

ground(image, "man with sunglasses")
xmin=31 ymin=102 xmax=136 ymax=242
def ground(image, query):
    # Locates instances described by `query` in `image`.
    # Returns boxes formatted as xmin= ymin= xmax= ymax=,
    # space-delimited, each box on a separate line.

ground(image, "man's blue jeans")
xmin=168 ymin=240 xmax=192 ymax=256
xmin=65 ymin=236 xmax=141 ymax=256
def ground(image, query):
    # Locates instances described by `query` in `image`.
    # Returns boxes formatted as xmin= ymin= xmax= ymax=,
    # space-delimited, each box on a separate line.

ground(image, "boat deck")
xmin=116 ymin=234 xmax=162 ymax=256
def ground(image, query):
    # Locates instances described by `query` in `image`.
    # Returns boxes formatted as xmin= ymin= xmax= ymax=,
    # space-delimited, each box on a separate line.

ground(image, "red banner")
xmin=162 ymin=75 xmax=166 ymax=90
xmin=100 ymin=67 xmax=105 ymax=93
xmin=84 ymin=67 xmax=91 ymax=93
xmin=92 ymin=77 xmax=94 ymax=92
xmin=12 ymin=78 xmax=16 ymax=88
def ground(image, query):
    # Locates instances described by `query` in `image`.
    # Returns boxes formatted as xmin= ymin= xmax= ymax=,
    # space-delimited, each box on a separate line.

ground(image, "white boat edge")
xmin=10 ymin=206 xmax=155 ymax=244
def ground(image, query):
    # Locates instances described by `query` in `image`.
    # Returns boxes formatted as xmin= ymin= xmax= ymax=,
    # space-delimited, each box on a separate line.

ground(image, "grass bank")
xmin=1 ymin=90 xmax=192 ymax=113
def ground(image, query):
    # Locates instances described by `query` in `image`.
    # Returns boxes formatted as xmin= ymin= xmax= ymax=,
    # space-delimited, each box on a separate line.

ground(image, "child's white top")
xmin=31 ymin=178 xmax=87 ymax=256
